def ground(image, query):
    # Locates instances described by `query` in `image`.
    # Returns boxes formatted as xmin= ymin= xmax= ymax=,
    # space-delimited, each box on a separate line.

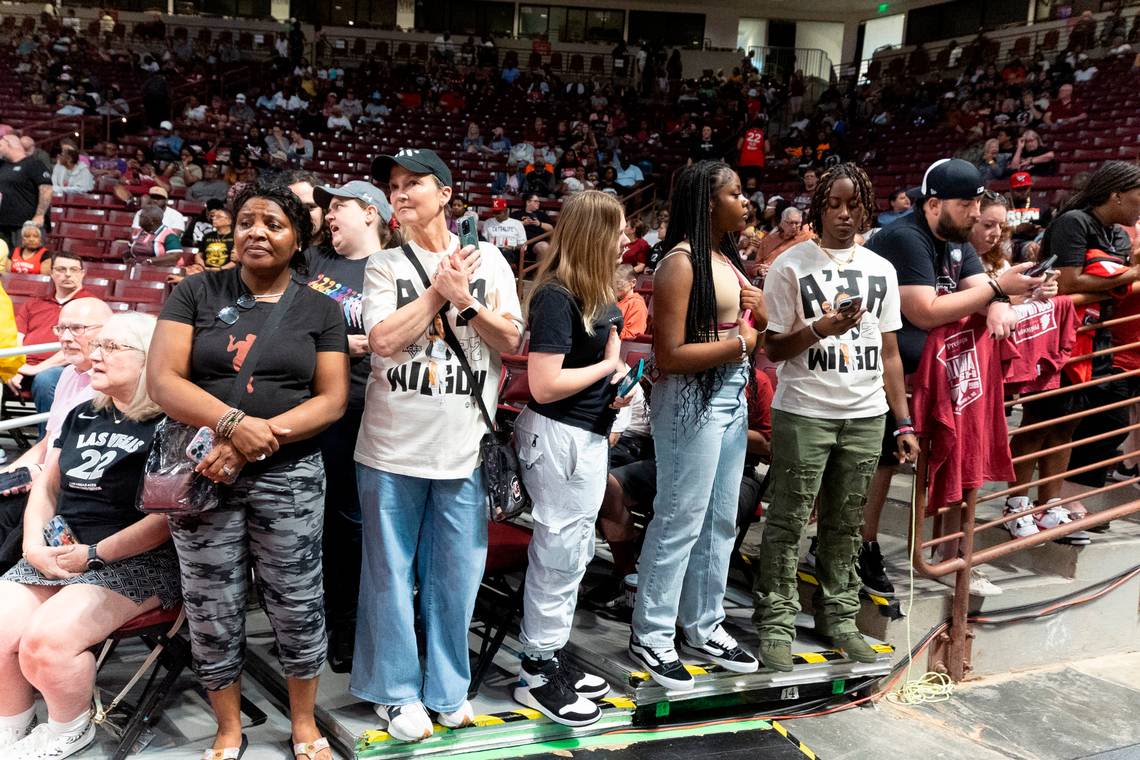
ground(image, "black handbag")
xmin=136 ymin=280 xmax=299 ymax=514
xmin=400 ymin=244 xmax=531 ymax=522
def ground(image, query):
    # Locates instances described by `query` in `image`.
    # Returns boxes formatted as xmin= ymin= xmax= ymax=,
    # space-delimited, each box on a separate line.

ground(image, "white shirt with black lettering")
xmin=764 ymin=240 xmax=902 ymax=420
xmin=356 ymin=235 xmax=523 ymax=479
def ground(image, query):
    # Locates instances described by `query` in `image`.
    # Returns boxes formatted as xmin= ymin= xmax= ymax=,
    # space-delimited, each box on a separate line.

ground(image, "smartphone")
xmin=458 ymin=216 xmax=479 ymax=250
xmin=0 ymin=467 xmax=32 ymax=493
xmin=43 ymin=515 xmax=79 ymax=547
xmin=186 ymin=426 xmax=215 ymax=464
xmin=835 ymin=294 xmax=863 ymax=316
xmin=615 ymin=358 xmax=645 ymax=397
xmin=1025 ymin=254 xmax=1058 ymax=279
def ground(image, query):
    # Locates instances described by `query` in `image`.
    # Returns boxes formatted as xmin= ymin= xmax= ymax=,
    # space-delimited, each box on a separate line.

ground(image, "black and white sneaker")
xmin=628 ymin=636 xmax=694 ymax=691
xmin=857 ymin=540 xmax=896 ymax=598
xmin=681 ymin=625 xmax=759 ymax=673
xmin=557 ymin=651 xmax=610 ymax=699
xmin=514 ymin=656 xmax=602 ymax=727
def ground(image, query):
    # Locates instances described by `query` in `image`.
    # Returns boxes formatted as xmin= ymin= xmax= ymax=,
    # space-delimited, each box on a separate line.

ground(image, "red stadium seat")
xmin=82 ymin=277 xmax=112 ymax=299
xmin=113 ymin=280 xmax=167 ymax=305
xmin=57 ymin=222 xmax=102 ymax=241
xmin=129 ymin=265 xmax=180 ymax=283
xmin=2 ymin=274 xmax=52 ymax=298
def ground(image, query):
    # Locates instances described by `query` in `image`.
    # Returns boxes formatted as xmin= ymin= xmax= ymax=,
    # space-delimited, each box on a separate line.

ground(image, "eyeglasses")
xmin=89 ymin=339 xmax=143 ymax=355
xmin=216 ymin=293 xmax=257 ymax=325
xmin=52 ymin=322 xmax=102 ymax=336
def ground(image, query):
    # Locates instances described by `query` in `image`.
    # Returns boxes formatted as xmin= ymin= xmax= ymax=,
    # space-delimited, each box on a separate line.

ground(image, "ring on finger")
xmin=223 ymin=465 xmax=235 ymax=475
xmin=257 ymin=454 xmax=267 ymax=461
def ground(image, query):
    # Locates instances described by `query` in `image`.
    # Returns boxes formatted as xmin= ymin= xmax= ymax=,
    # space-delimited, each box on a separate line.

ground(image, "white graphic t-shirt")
xmin=764 ymin=240 xmax=902 ymax=419
xmin=356 ymin=235 xmax=523 ymax=479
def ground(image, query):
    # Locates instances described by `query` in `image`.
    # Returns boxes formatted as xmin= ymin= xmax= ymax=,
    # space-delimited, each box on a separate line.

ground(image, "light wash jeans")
xmin=632 ymin=362 xmax=748 ymax=648
xmin=514 ymin=407 xmax=610 ymax=660
xmin=350 ymin=465 xmax=488 ymax=713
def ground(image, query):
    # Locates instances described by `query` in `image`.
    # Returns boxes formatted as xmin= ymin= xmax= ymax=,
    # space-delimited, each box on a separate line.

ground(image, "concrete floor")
xmin=783 ymin=652 xmax=1140 ymax=760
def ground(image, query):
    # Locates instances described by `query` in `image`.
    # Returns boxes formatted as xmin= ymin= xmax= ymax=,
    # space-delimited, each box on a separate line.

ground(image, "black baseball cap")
xmin=371 ymin=148 xmax=453 ymax=187
xmin=921 ymin=158 xmax=985 ymax=200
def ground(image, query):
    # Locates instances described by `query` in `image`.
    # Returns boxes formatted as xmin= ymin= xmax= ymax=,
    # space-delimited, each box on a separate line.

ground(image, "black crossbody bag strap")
xmin=224 ymin=278 xmax=300 ymax=408
xmin=399 ymin=244 xmax=497 ymax=432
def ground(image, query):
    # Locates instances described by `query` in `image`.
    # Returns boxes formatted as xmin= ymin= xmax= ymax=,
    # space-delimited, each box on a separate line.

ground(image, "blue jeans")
xmin=351 ymin=465 xmax=488 ymax=713
xmin=632 ymin=363 xmax=748 ymax=648
xmin=31 ymin=366 xmax=64 ymax=439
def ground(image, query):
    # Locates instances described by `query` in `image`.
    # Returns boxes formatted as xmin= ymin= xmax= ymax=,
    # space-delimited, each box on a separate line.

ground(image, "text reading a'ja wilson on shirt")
xmin=387 ymin=359 xmax=488 ymax=398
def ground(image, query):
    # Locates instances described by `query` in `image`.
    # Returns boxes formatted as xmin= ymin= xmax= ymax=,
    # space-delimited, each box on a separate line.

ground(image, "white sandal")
xmin=201 ymin=734 xmax=247 ymax=760
xmin=292 ymin=736 xmax=332 ymax=759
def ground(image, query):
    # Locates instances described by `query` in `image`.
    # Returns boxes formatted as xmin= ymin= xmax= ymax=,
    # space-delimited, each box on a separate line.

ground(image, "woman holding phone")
xmin=630 ymin=161 xmax=767 ymax=691
xmin=512 ymin=190 xmax=633 ymax=726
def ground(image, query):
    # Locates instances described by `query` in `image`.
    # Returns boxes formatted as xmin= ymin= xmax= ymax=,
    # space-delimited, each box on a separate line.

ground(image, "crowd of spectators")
xmin=0 ymin=6 xmax=1135 ymax=758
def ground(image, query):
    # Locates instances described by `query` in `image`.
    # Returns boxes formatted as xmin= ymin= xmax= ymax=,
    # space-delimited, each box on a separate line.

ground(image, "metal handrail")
xmin=909 ymin=308 xmax=1140 ymax=680
xmin=0 ymin=413 xmax=49 ymax=432
xmin=0 ymin=343 xmax=60 ymax=358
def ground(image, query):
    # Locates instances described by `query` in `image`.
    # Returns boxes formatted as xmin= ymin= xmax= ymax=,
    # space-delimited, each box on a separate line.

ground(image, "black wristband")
xmin=987 ymin=279 xmax=1010 ymax=303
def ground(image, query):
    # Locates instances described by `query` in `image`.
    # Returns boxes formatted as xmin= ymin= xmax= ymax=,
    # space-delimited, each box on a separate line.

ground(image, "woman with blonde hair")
xmin=512 ymin=190 xmax=633 ymax=726
xmin=0 ymin=312 xmax=179 ymax=759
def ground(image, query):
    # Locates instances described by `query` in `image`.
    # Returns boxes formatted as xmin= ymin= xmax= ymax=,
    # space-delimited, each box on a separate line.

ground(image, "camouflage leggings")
xmin=168 ymin=453 xmax=327 ymax=692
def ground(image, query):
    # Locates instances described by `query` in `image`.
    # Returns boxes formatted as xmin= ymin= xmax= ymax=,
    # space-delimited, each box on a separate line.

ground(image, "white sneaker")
xmin=374 ymin=702 xmax=433 ymax=742
xmin=1003 ymin=496 xmax=1040 ymax=539
xmin=935 ymin=569 xmax=1002 ymax=596
xmin=968 ymin=569 xmax=1003 ymax=596
xmin=1035 ymin=499 xmax=1092 ymax=545
xmin=436 ymin=700 xmax=474 ymax=729
xmin=9 ymin=722 xmax=96 ymax=760
xmin=0 ymin=713 xmax=37 ymax=751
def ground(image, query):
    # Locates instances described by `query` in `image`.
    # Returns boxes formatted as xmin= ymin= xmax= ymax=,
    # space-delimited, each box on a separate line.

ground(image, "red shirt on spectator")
xmin=621 ymin=238 xmax=651 ymax=269
xmin=1048 ymin=96 xmax=1085 ymax=123
xmin=15 ymin=287 xmax=92 ymax=363
xmin=912 ymin=315 xmax=1015 ymax=515
xmin=739 ymin=127 xmax=766 ymax=167
xmin=617 ymin=290 xmax=648 ymax=340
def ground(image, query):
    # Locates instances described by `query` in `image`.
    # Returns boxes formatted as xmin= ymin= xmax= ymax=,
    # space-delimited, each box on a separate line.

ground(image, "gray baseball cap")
xmin=314 ymin=180 xmax=393 ymax=223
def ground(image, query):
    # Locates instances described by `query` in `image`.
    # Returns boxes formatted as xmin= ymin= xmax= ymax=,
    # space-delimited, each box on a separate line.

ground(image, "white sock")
xmin=48 ymin=709 xmax=91 ymax=738
xmin=0 ymin=705 xmax=35 ymax=729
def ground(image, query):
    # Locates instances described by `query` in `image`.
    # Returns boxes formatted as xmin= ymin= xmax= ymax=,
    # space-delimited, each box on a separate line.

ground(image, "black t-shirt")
xmin=527 ymin=284 xmax=623 ymax=436
xmin=159 ymin=267 xmax=347 ymax=465
xmin=1020 ymin=145 xmax=1056 ymax=175
xmin=866 ymin=210 xmax=984 ymax=373
xmin=305 ymin=247 xmax=370 ymax=410
xmin=690 ymin=137 xmax=721 ymax=163
xmin=0 ymin=157 xmax=51 ymax=227
xmin=513 ymin=208 xmax=550 ymax=241
xmin=54 ymin=401 xmax=159 ymax=545
xmin=1042 ymin=208 xmax=1132 ymax=270
xmin=200 ymin=230 xmax=234 ymax=269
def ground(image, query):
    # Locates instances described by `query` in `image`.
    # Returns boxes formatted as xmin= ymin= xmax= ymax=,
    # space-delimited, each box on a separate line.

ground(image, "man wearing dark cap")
xmin=353 ymin=148 xmax=524 ymax=742
xmin=304 ymin=179 xmax=393 ymax=673
xmin=853 ymin=158 xmax=1045 ymax=598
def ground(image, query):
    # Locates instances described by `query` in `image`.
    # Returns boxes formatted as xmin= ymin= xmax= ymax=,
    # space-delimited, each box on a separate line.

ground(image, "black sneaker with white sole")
xmin=514 ymin=656 xmax=602 ymax=727
xmin=628 ymin=635 xmax=694 ymax=691
xmin=557 ymin=651 xmax=610 ymax=699
xmin=857 ymin=540 xmax=895 ymax=597
xmin=680 ymin=624 xmax=759 ymax=673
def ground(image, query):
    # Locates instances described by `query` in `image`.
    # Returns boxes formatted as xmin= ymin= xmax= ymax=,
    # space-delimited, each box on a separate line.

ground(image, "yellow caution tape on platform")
xmin=771 ymin=720 xmax=818 ymax=760
xmin=357 ymin=696 xmax=636 ymax=747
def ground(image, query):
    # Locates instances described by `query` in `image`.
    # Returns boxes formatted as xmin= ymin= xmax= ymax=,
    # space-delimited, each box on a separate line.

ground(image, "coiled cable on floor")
xmin=885 ymin=474 xmax=954 ymax=705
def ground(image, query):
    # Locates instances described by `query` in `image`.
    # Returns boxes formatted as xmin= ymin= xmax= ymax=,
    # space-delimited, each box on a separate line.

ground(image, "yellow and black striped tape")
xmin=797 ymin=569 xmax=892 ymax=607
xmin=628 ymin=644 xmax=892 ymax=685
xmin=357 ymin=696 xmax=637 ymax=747
xmin=771 ymin=720 xmax=817 ymax=760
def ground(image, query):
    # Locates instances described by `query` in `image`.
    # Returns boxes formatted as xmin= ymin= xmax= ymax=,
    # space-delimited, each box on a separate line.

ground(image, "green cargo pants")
xmin=753 ymin=409 xmax=885 ymax=644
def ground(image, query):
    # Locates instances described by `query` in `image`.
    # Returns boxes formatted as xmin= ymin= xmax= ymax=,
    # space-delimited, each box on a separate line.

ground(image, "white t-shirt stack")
xmin=764 ymin=240 xmax=902 ymax=419
xmin=356 ymin=235 xmax=523 ymax=479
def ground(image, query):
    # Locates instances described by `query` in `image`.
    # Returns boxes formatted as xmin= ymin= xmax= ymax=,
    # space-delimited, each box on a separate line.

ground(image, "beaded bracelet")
xmin=736 ymin=334 xmax=748 ymax=363
xmin=216 ymin=408 xmax=246 ymax=439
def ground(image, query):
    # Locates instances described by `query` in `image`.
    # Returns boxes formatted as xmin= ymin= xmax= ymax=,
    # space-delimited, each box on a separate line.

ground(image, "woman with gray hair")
xmin=0 ymin=312 xmax=179 ymax=760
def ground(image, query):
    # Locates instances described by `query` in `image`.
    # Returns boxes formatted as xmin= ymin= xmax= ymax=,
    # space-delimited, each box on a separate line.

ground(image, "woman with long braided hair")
xmin=629 ymin=161 xmax=767 ymax=690
xmin=752 ymin=162 xmax=917 ymax=672
xmin=1004 ymin=160 xmax=1140 ymax=537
